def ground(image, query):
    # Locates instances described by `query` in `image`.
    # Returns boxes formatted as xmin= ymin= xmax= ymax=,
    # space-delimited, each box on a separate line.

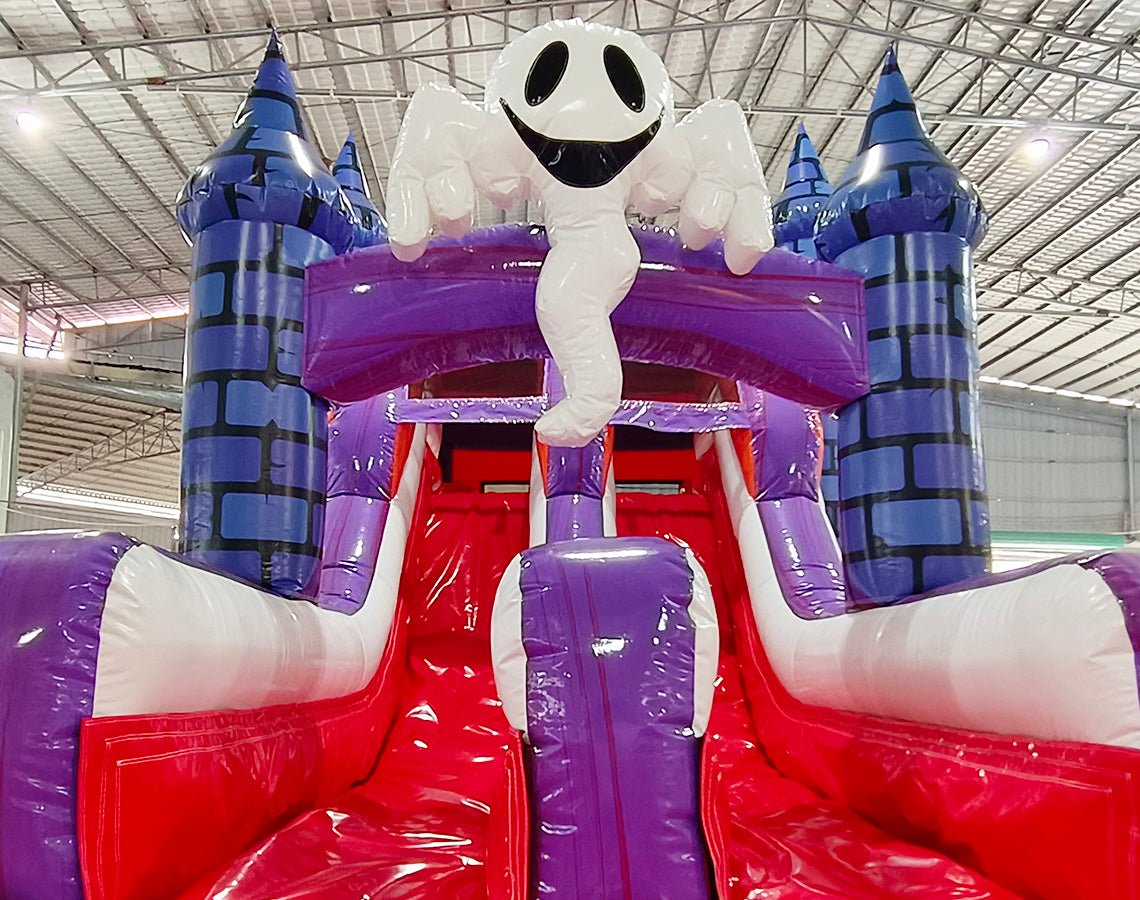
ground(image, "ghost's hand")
xmin=675 ymin=100 xmax=774 ymax=275
xmin=387 ymin=84 xmax=489 ymax=261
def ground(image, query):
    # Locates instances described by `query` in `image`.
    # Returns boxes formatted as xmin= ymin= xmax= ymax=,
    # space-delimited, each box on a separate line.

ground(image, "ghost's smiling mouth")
xmin=501 ymin=99 xmax=661 ymax=189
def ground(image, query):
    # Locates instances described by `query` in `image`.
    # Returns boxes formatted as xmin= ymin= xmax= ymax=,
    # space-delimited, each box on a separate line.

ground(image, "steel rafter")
xmin=2 ymin=8 xmax=1137 ymax=103
xmin=18 ymin=408 xmax=181 ymax=493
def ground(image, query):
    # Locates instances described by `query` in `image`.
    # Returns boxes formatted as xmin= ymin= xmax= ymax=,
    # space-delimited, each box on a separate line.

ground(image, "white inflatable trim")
xmin=684 ymin=547 xmax=718 ymax=738
xmin=92 ymin=424 xmax=428 ymax=717
xmin=713 ymin=430 xmax=1140 ymax=749
xmin=603 ymin=464 xmax=617 ymax=538
xmin=491 ymin=554 xmax=527 ymax=736
xmin=490 ymin=547 xmax=718 ymax=739
xmin=528 ymin=441 xmax=546 ymax=548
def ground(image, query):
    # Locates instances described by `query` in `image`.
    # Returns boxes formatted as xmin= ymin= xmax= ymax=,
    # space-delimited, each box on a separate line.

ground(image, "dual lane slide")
xmin=180 ymin=451 xmax=1008 ymax=899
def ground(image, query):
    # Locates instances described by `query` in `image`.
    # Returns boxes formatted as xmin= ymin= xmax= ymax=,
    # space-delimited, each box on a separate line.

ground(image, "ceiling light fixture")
xmin=15 ymin=484 xmax=180 ymax=520
xmin=980 ymin=374 xmax=1135 ymax=408
xmin=15 ymin=110 xmax=43 ymax=133
xmin=1023 ymin=136 xmax=1051 ymax=163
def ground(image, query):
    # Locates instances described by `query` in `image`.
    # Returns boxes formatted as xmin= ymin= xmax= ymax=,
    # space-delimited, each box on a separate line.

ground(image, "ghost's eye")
xmin=603 ymin=45 xmax=645 ymax=112
xmin=526 ymin=41 xmax=569 ymax=106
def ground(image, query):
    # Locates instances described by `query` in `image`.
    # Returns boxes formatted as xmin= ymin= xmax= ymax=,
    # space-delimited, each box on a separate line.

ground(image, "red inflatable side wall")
xmin=178 ymin=488 xmax=529 ymax=898
xmin=76 ymin=456 xmax=437 ymax=900
xmin=74 ymin=442 xmax=1140 ymax=899
xmin=695 ymin=451 xmax=1140 ymax=900
xmin=486 ymin=731 xmax=530 ymax=900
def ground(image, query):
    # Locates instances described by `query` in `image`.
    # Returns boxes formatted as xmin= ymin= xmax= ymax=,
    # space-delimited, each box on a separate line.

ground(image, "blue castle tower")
xmin=816 ymin=48 xmax=990 ymax=602
xmin=333 ymin=132 xmax=388 ymax=248
xmin=772 ymin=124 xmax=839 ymax=531
xmin=176 ymin=32 xmax=354 ymax=597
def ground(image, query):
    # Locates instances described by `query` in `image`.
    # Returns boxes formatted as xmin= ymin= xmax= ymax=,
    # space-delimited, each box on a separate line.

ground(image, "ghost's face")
xmin=485 ymin=19 xmax=673 ymax=189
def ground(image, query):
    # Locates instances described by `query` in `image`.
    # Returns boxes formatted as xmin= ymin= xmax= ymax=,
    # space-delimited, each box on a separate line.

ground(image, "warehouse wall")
xmin=5 ymin=501 xmax=176 ymax=548
xmin=981 ymin=385 xmax=1134 ymax=536
xmin=1 ymin=382 xmax=1132 ymax=546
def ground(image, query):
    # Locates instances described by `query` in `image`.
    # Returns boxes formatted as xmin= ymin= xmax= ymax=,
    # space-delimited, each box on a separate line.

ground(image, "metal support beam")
xmin=4 ymin=9 xmax=1136 ymax=101
xmin=141 ymin=87 xmax=1138 ymax=134
xmin=1127 ymin=409 xmax=1136 ymax=537
xmin=4 ymin=288 xmax=28 ymax=532
xmin=0 ymin=0 xmax=1132 ymax=74
xmin=33 ymin=372 xmax=181 ymax=411
xmin=899 ymin=0 xmax=1140 ymax=62
xmin=18 ymin=407 xmax=180 ymax=493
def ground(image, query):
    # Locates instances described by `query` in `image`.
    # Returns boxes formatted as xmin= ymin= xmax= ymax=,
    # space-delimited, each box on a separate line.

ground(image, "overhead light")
xmin=1023 ymin=136 xmax=1051 ymax=163
xmin=15 ymin=484 xmax=179 ymax=520
xmin=980 ymin=374 xmax=1136 ymax=408
xmin=15 ymin=110 xmax=43 ymax=133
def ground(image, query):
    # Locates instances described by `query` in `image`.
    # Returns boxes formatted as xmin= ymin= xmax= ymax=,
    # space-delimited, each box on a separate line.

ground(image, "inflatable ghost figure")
xmin=388 ymin=18 xmax=774 ymax=446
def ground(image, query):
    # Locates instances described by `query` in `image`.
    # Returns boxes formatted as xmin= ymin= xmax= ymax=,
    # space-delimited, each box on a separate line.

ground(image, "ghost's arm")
xmin=387 ymin=84 xmax=527 ymax=261
xmin=634 ymin=100 xmax=774 ymax=275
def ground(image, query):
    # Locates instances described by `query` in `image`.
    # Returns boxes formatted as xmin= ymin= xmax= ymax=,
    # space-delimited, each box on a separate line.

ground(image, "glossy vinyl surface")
xmin=772 ymin=124 xmax=832 ymax=252
xmin=519 ymin=538 xmax=712 ymax=898
xmin=175 ymin=32 xmax=353 ymax=251
xmin=183 ymin=489 xmax=528 ymax=899
xmin=303 ymin=226 xmax=868 ymax=410
xmin=81 ymin=638 xmax=408 ymax=900
xmin=814 ymin=48 xmax=988 ymax=602
xmin=395 ymin=394 xmax=751 ymax=433
xmin=70 ymin=450 xmax=1140 ymax=899
xmin=693 ymin=456 xmax=1140 ymax=899
xmin=319 ymin=395 xmax=412 ymax=613
xmin=810 ymin=47 xmax=989 ymax=603
xmin=835 ymin=231 xmax=989 ymax=602
xmin=388 ymin=19 xmax=774 ymax=444
xmin=179 ymin=219 xmax=332 ymax=599
xmin=616 ymin=492 xmax=1012 ymax=899
xmin=0 ymin=531 xmax=135 ymax=900
xmin=815 ymin=48 xmax=985 ymax=261
xmin=333 ymin=130 xmax=388 ymax=249
xmin=742 ymin=390 xmax=849 ymax=619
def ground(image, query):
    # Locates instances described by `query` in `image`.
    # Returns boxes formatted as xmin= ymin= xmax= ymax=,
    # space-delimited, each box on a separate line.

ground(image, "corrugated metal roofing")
xmin=0 ymin=0 xmax=1136 ymax=505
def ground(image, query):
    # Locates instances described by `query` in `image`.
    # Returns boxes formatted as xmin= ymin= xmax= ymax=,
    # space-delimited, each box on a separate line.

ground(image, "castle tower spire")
xmin=773 ymin=124 xmax=832 ymax=255
xmin=333 ymin=131 xmax=388 ymax=248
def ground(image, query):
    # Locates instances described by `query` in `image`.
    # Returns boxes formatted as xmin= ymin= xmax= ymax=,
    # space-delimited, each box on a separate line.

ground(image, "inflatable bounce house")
xmin=4 ymin=19 xmax=1140 ymax=900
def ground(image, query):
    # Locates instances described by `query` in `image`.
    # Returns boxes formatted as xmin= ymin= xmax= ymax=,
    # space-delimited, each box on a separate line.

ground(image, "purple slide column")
xmin=316 ymin=390 xmax=403 ymax=613
xmin=542 ymin=362 xmax=607 ymax=542
xmin=316 ymin=131 xmax=398 ymax=613
xmin=741 ymin=385 xmax=849 ymax=618
xmin=520 ymin=537 xmax=712 ymax=899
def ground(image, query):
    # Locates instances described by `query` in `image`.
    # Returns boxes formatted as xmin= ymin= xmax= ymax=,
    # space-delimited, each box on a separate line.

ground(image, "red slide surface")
xmin=617 ymin=492 xmax=1012 ymax=900
xmin=182 ymin=488 xmax=528 ymax=899
xmin=84 ymin=450 xmax=1140 ymax=898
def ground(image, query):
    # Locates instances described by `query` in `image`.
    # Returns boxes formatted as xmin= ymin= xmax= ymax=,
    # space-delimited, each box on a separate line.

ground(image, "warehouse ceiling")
xmin=0 ymin=0 xmax=1138 ymax=505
